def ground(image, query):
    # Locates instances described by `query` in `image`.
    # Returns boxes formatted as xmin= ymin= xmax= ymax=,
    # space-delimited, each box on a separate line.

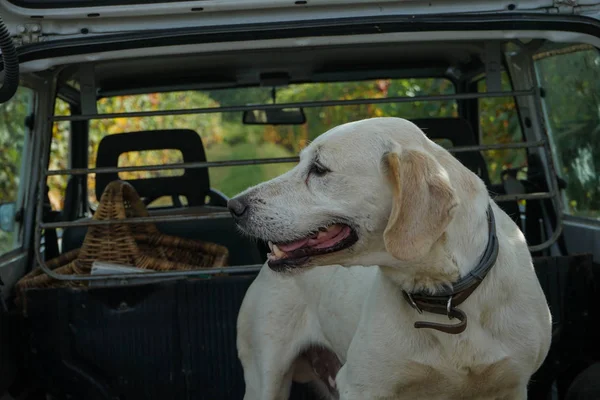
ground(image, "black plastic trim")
xmin=4 ymin=13 xmax=600 ymax=71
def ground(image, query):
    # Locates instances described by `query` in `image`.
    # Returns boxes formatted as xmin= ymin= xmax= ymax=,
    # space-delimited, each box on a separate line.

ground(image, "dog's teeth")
xmin=268 ymin=241 xmax=274 ymax=251
xmin=328 ymin=376 xmax=336 ymax=388
xmin=272 ymin=244 xmax=286 ymax=258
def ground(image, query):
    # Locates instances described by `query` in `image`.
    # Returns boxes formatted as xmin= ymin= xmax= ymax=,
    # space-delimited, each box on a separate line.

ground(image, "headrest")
xmin=95 ymin=129 xmax=209 ymax=206
xmin=410 ymin=118 xmax=491 ymax=185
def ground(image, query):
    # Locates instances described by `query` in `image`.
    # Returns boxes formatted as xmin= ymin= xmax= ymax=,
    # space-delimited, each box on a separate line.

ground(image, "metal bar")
xmin=51 ymin=89 xmax=537 ymax=122
xmin=34 ymin=75 xmax=58 ymax=281
xmin=32 ymin=79 xmax=560 ymax=280
xmin=493 ymin=192 xmax=554 ymax=203
xmin=528 ymin=219 xmax=563 ymax=253
xmin=40 ymin=212 xmax=232 ymax=230
xmin=38 ymin=192 xmax=554 ymax=230
xmin=448 ymin=140 xmax=545 ymax=153
xmin=57 ymin=83 xmax=81 ymax=107
xmin=45 ymin=140 xmax=546 ymax=177
xmin=34 ymin=254 xmax=263 ymax=282
xmin=47 ymin=157 xmax=299 ymax=177
xmin=526 ymin=86 xmax=565 ymax=254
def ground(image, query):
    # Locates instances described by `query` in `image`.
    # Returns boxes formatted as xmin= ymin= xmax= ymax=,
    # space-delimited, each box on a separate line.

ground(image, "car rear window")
xmin=49 ymin=77 xmax=458 ymax=210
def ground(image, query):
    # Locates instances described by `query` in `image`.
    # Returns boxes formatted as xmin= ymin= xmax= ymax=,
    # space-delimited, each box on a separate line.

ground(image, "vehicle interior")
xmin=1 ymin=32 xmax=600 ymax=400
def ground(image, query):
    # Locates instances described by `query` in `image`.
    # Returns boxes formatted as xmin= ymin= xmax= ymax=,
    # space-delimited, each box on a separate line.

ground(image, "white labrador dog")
xmin=228 ymin=117 xmax=552 ymax=400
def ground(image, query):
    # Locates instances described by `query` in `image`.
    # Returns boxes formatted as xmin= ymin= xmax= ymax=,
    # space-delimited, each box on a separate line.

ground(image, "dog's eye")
xmin=310 ymin=163 xmax=330 ymax=177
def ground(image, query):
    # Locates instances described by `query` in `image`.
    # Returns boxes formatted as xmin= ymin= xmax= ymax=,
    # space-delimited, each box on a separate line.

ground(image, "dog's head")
xmin=228 ymin=117 xmax=470 ymax=272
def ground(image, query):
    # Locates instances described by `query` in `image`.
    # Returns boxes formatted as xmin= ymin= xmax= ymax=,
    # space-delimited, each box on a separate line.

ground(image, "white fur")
xmin=234 ymin=117 xmax=552 ymax=400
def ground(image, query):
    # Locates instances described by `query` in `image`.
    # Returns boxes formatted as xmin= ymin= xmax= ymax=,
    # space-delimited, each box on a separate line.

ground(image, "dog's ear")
xmin=382 ymin=148 xmax=458 ymax=261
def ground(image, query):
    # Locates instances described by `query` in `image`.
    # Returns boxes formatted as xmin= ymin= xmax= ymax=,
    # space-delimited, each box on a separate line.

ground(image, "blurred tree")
xmin=0 ymin=87 xmax=33 ymax=254
xmin=0 ymin=87 xmax=30 ymax=202
xmin=44 ymin=62 xmax=597 ymax=219
xmin=477 ymin=72 xmax=526 ymax=184
xmin=534 ymin=45 xmax=600 ymax=218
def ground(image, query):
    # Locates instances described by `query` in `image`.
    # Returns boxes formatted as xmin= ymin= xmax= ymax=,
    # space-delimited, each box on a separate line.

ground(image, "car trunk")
xmin=2 ymin=6 xmax=600 ymax=400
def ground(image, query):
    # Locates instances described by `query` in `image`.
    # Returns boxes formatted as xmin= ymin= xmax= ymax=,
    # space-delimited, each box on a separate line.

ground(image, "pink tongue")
xmin=308 ymin=225 xmax=344 ymax=246
xmin=278 ymin=238 xmax=310 ymax=252
xmin=311 ymin=225 xmax=350 ymax=249
xmin=277 ymin=225 xmax=345 ymax=252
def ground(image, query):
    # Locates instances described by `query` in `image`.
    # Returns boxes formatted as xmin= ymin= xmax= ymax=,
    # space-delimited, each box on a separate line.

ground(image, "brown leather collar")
xmin=402 ymin=204 xmax=499 ymax=334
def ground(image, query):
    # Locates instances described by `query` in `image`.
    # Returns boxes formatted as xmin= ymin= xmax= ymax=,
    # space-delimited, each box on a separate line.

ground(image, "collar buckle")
xmin=446 ymin=296 xmax=454 ymax=320
xmin=402 ymin=291 xmax=423 ymax=314
xmin=400 ymin=203 xmax=499 ymax=334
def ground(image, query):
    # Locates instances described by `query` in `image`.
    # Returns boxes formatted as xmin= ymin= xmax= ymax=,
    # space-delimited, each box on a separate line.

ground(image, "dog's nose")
xmin=227 ymin=197 xmax=249 ymax=218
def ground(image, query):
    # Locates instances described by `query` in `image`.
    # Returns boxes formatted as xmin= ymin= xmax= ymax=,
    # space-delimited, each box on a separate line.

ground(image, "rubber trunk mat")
xmin=23 ymin=255 xmax=597 ymax=400
xmin=23 ymin=275 xmax=319 ymax=400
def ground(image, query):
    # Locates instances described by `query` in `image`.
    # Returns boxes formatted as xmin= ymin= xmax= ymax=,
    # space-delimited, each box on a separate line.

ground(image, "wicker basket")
xmin=16 ymin=180 xmax=229 ymax=297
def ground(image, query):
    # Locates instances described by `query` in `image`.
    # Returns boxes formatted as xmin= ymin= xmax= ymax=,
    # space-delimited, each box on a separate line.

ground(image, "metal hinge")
xmin=13 ymin=23 xmax=45 ymax=46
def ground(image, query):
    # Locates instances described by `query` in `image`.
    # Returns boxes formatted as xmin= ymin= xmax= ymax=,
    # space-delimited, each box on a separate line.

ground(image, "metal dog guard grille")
xmin=33 ymin=88 xmax=563 ymax=283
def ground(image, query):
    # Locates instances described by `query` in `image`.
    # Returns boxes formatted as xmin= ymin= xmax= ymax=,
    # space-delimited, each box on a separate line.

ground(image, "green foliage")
xmin=47 ymin=100 xmax=72 ymax=210
xmin=41 ymin=64 xmax=598 ymax=221
xmin=84 ymin=92 xmax=223 ymax=205
xmin=535 ymin=45 xmax=600 ymax=218
xmin=0 ymin=87 xmax=31 ymax=202
xmin=3 ymin=46 xmax=598 ymax=253
xmin=46 ymin=77 xmax=528 ymax=209
xmin=207 ymin=142 xmax=295 ymax=198
xmin=478 ymin=74 xmax=527 ymax=184
xmin=0 ymin=87 xmax=33 ymax=254
xmin=272 ymin=79 xmax=458 ymax=154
